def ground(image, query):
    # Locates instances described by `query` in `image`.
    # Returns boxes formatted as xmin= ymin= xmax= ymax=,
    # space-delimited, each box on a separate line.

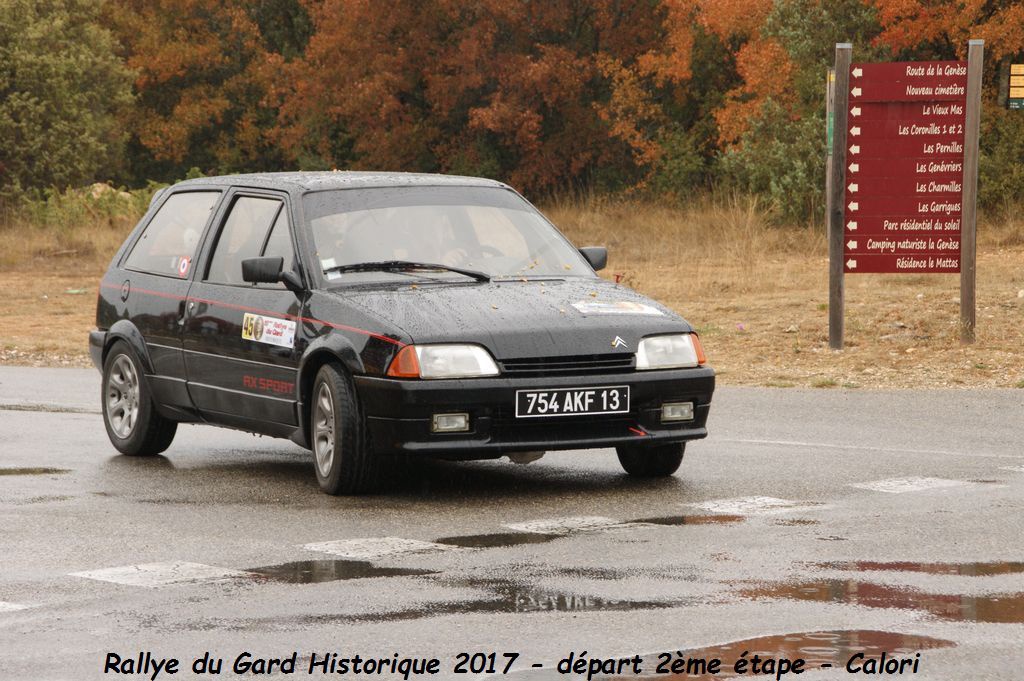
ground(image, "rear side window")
xmin=124 ymin=191 xmax=220 ymax=277
xmin=205 ymin=196 xmax=283 ymax=285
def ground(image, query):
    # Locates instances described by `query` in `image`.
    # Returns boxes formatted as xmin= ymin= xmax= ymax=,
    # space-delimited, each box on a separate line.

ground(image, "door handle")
xmin=177 ymin=300 xmax=193 ymax=325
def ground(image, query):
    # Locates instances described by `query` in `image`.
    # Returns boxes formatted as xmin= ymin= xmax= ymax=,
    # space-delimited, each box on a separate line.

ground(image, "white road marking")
xmin=302 ymin=537 xmax=458 ymax=559
xmin=503 ymin=516 xmax=652 ymax=535
xmin=69 ymin=561 xmax=252 ymax=587
xmin=720 ymin=437 xmax=1022 ymax=460
xmin=688 ymin=496 xmax=827 ymax=515
xmin=849 ymin=477 xmax=971 ymax=494
xmin=0 ymin=601 xmax=30 ymax=613
xmin=1000 ymin=465 xmax=1024 ymax=473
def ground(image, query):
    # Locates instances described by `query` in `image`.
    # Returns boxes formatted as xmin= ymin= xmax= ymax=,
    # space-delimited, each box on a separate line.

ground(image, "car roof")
xmin=172 ymin=171 xmax=510 ymax=193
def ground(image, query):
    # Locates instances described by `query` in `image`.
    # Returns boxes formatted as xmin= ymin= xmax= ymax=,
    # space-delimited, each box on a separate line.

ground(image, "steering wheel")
xmin=444 ymin=245 xmax=503 ymax=267
xmin=474 ymin=245 xmax=503 ymax=258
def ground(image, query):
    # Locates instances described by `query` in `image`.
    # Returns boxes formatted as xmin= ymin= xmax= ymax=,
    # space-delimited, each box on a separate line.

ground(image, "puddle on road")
xmin=0 ymin=467 xmax=69 ymax=476
xmin=249 ymin=559 xmax=435 ymax=584
xmin=742 ymin=580 xmax=1024 ymax=623
xmin=261 ymin=576 xmax=691 ymax=627
xmin=356 ymin=577 xmax=690 ymax=622
xmin=814 ymin=560 xmax=1024 ymax=577
xmin=634 ymin=514 xmax=743 ymax=527
xmin=20 ymin=494 xmax=72 ymax=504
xmin=435 ymin=515 xmax=742 ymax=550
xmin=502 ymin=630 xmax=954 ymax=679
xmin=0 ymin=403 xmax=97 ymax=414
xmin=436 ymin=532 xmax=560 ymax=549
xmin=616 ymin=630 xmax=954 ymax=679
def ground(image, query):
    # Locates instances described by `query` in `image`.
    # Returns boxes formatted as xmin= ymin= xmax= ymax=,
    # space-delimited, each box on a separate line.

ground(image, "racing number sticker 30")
xmin=242 ymin=313 xmax=296 ymax=348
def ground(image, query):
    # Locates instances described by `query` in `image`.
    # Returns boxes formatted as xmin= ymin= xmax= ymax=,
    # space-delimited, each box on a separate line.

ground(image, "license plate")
xmin=515 ymin=386 xmax=630 ymax=418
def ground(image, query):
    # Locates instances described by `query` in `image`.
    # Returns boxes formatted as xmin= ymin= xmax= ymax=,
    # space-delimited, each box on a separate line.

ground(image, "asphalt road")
xmin=1 ymin=366 xmax=1023 ymax=680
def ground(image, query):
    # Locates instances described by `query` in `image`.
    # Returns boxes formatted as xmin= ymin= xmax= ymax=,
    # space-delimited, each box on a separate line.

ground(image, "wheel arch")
xmin=103 ymin=320 xmax=154 ymax=373
xmin=296 ymin=336 xmax=365 ymax=446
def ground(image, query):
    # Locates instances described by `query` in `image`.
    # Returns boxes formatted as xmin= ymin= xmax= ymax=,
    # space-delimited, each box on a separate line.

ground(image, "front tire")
xmin=311 ymin=363 xmax=381 ymax=495
xmin=616 ymin=443 xmax=685 ymax=477
xmin=101 ymin=341 xmax=176 ymax=456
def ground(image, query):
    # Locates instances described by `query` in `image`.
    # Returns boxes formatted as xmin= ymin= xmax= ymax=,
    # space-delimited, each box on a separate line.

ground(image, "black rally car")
xmin=91 ymin=172 xmax=714 ymax=494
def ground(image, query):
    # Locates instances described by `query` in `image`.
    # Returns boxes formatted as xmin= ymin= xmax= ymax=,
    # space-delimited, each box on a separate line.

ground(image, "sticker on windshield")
xmin=571 ymin=301 xmax=665 ymax=316
xmin=242 ymin=313 xmax=296 ymax=348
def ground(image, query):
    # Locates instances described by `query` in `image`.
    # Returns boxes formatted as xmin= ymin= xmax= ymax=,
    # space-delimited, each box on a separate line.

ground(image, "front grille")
xmin=499 ymin=353 xmax=634 ymax=377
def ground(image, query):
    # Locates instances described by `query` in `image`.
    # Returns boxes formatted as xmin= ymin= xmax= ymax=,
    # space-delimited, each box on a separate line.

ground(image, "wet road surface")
xmin=1 ymin=367 xmax=1023 ymax=679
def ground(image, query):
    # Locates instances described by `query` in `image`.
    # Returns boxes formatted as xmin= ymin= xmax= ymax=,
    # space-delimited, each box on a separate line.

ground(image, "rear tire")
xmin=616 ymin=443 xmax=685 ymax=477
xmin=101 ymin=341 xmax=177 ymax=456
xmin=311 ymin=363 xmax=381 ymax=495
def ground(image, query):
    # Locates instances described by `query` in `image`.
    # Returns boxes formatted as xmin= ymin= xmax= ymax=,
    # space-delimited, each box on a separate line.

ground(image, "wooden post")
xmin=829 ymin=44 xmax=852 ymax=350
xmin=960 ymin=40 xmax=983 ymax=344
xmin=825 ymin=68 xmax=835 ymax=234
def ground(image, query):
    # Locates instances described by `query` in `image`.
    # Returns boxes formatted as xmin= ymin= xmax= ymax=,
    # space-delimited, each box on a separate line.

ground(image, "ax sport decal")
xmin=242 ymin=313 xmax=296 ymax=348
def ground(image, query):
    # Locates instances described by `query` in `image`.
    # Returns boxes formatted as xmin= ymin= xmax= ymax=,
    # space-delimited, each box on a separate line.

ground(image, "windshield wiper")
xmin=323 ymin=260 xmax=491 ymax=282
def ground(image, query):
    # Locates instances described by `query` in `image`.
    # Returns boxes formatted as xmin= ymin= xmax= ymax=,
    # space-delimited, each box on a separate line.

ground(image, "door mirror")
xmin=242 ymin=256 xmax=284 ymax=284
xmin=243 ymin=257 xmax=305 ymax=294
xmin=578 ymin=246 xmax=607 ymax=272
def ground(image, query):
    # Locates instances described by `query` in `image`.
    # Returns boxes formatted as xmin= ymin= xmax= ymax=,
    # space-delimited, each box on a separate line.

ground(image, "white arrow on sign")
xmin=847 ymin=240 xmax=857 ymax=250
xmin=848 ymin=183 xmax=859 ymax=193
xmin=849 ymin=145 xmax=861 ymax=154
xmin=848 ymin=201 xmax=859 ymax=212
xmin=849 ymin=163 xmax=860 ymax=173
xmin=852 ymin=67 xmax=863 ymax=78
xmin=851 ymin=106 xmax=862 ymax=117
xmin=850 ymin=126 xmax=861 ymax=136
xmin=847 ymin=220 xmax=858 ymax=231
xmin=847 ymin=259 xmax=857 ymax=269
xmin=851 ymin=87 xmax=863 ymax=97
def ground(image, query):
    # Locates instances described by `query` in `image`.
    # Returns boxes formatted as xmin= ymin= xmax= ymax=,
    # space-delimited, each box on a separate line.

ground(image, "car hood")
xmin=325 ymin=278 xmax=693 ymax=359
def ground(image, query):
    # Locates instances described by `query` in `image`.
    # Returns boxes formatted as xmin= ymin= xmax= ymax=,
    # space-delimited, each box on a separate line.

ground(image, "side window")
xmin=124 ymin=191 xmax=219 ymax=277
xmin=206 ymin=197 xmax=282 ymax=285
xmin=259 ymin=209 xmax=295 ymax=288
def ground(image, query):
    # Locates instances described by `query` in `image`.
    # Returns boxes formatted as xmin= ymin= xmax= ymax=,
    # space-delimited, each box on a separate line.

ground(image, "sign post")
xmin=960 ymin=40 xmax=983 ymax=343
xmin=828 ymin=45 xmax=851 ymax=350
xmin=828 ymin=42 xmax=982 ymax=348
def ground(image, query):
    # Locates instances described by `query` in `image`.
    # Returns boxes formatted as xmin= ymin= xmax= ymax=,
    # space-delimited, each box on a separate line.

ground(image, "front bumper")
xmin=355 ymin=367 xmax=714 ymax=458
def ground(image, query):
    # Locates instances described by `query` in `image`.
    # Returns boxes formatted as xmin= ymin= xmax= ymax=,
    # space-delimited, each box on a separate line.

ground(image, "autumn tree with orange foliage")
xmin=274 ymin=0 xmax=701 ymax=193
xmin=107 ymin=0 xmax=288 ymax=181
xmin=5 ymin=0 xmax=1021 ymax=218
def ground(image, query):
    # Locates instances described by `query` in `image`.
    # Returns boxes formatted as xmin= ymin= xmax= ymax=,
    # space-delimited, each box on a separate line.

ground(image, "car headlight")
xmin=387 ymin=344 xmax=500 ymax=379
xmin=635 ymin=334 xmax=705 ymax=370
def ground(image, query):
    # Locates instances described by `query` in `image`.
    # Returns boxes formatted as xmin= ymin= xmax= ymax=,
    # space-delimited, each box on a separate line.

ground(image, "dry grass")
xmin=547 ymin=193 xmax=826 ymax=301
xmin=550 ymin=194 xmax=1024 ymax=389
xmin=2 ymin=190 xmax=1023 ymax=389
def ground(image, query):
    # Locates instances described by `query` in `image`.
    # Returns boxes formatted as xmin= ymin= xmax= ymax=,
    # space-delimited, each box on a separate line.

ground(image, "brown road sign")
xmin=843 ymin=253 xmax=960 ymax=274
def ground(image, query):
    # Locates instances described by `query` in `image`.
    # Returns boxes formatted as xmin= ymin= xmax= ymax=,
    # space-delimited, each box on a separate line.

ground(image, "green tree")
xmin=713 ymin=0 xmax=886 ymax=223
xmin=0 ymin=0 xmax=132 ymax=198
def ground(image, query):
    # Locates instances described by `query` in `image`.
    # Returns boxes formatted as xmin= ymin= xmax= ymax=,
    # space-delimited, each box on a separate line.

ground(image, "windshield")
xmin=304 ymin=186 xmax=594 ymax=283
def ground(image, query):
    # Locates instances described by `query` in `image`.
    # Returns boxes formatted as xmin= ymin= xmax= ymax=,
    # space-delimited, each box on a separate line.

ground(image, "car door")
xmin=181 ymin=190 xmax=304 ymax=431
xmin=118 ymin=189 xmax=223 ymax=411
